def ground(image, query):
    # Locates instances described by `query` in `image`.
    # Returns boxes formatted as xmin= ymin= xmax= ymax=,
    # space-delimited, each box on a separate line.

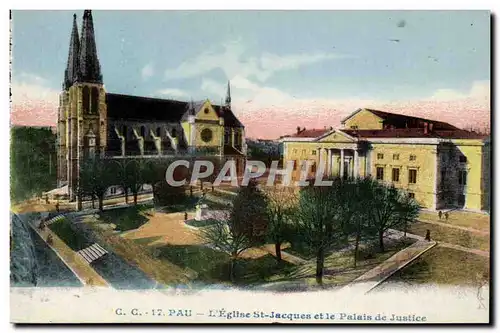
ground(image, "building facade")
xmin=56 ymin=11 xmax=246 ymax=200
xmin=281 ymin=108 xmax=490 ymax=212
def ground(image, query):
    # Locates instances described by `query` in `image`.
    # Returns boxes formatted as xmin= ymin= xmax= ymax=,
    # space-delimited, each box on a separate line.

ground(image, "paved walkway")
xmin=259 ymin=244 xmax=308 ymax=265
xmin=418 ymin=218 xmax=489 ymax=236
xmin=345 ymin=239 xmax=437 ymax=294
xmin=21 ymin=214 xmax=109 ymax=287
xmin=387 ymin=229 xmax=490 ymax=258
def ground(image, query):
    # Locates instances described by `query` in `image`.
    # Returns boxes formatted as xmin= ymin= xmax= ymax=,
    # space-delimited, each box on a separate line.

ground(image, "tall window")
xmin=458 ymin=170 xmax=467 ymax=185
xmin=91 ymin=87 xmax=99 ymax=114
xmin=409 ymin=169 xmax=417 ymax=184
xmin=156 ymin=127 xmax=161 ymax=137
xmin=122 ymin=125 xmax=128 ymax=139
xmin=409 ymin=154 xmax=416 ymax=161
xmin=377 ymin=153 xmax=384 ymax=160
xmin=312 ymin=150 xmax=317 ymax=155
xmin=392 ymin=168 xmax=400 ymax=182
xmin=140 ymin=126 xmax=146 ymax=138
xmin=393 ymin=153 xmax=400 ymax=160
xmin=376 ymin=167 xmax=384 ymax=180
xmin=82 ymin=86 xmax=90 ymax=114
xmin=408 ymin=192 xmax=415 ymax=199
xmin=171 ymin=128 xmax=177 ymax=138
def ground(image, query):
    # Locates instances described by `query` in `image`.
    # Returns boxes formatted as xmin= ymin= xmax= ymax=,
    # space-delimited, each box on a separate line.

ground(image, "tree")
xmin=10 ymin=126 xmax=57 ymax=203
xmin=342 ymin=178 xmax=379 ymax=267
xmin=263 ymin=186 xmax=298 ymax=263
xmin=231 ymin=179 xmax=269 ymax=242
xmin=295 ymin=180 xmax=349 ymax=284
xmin=199 ymin=211 xmax=253 ymax=282
xmin=365 ymin=182 xmax=419 ymax=252
xmin=79 ymin=156 xmax=115 ymax=211
xmin=111 ymin=159 xmax=131 ymax=204
xmin=127 ymin=159 xmax=153 ymax=205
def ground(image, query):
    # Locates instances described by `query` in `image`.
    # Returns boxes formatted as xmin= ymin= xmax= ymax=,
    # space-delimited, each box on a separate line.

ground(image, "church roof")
xmin=106 ymin=93 xmax=244 ymax=127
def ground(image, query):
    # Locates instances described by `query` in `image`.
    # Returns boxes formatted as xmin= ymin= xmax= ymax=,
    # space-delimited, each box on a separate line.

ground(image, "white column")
xmin=340 ymin=148 xmax=345 ymax=178
xmin=327 ymin=149 xmax=332 ymax=176
xmin=354 ymin=149 xmax=359 ymax=178
xmin=317 ymin=147 xmax=323 ymax=172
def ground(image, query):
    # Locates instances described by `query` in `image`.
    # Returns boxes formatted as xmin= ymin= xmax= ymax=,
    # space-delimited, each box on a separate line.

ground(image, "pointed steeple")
xmin=63 ymin=14 xmax=80 ymax=90
xmin=225 ymin=81 xmax=231 ymax=108
xmin=79 ymin=10 xmax=103 ymax=84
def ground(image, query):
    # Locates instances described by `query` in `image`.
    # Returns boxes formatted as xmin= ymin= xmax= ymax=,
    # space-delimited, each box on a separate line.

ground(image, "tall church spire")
xmin=225 ymin=81 xmax=231 ymax=108
xmin=79 ymin=10 xmax=103 ymax=84
xmin=63 ymin=14 xmax=80 ymax=90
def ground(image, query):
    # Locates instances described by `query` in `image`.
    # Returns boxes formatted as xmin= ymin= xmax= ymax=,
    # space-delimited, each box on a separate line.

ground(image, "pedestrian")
xmin=184 ymin=211 xmax=188 ymax=221
xmin=189 ymin=186 xmax=193 ymax=197
xmin=444 ymin=212 xmax=449 ymax=220
xmin=438 ymin=210 xmax=442 ymax=219
xmin=425 ymin=229 xmax=431 ymax=241
xmin=55 ymin=201 xmax=60 ymax=213
xmin=47 ymin=234 xmax=53 ymax=245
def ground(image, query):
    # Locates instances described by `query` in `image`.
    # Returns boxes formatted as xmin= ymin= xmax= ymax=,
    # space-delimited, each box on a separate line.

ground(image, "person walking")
xmin=438 ymin=211 xmax=443 ymax=219
xmin=425 ymin=229 xmax=431 ymax=241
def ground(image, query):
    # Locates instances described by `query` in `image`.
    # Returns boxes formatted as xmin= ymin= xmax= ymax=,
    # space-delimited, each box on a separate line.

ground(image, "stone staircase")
xmin=77 ymin=243 xmax=109 ymax=264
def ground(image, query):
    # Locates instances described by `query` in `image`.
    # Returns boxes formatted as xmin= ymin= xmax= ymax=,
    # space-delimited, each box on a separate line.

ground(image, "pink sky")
xmin=10 ymin=81 xmax=490 ymax=140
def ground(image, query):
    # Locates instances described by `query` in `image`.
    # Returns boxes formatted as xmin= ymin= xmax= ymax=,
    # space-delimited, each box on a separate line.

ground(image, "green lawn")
xmin=185 ymin=218 xmax=218 ymax=228
xmin=49 ymin=218 xmax=91 ymax=251
xmin=383 ymin=245 xmax=490 ymax=286
xmin=156 ymin=244 xmax=295 ymax=285
xmin=270 ymin=238 xmax=415 ymax=287
xmin=406 ymin=221 xmax=490 ymax=251
xmin=419 ymin=210 xmax=490 ymax=232
xmin=133 ymin=236 xmax=163 ymax=246
xmin=98 ymin=205 xmax=150 ymax=231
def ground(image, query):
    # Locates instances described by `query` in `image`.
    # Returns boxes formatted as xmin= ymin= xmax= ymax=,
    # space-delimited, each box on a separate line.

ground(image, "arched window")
xmin=91 ymin=87 xmax=99 ymax=114
xmin=82 ymin=86 xmax=90 ymax=114
xmin=140 ymin=126 xmax=146 ymax=138
xmin=171 ymin=128 xmax=177 ymax=138
xmin=122 ymin=125 xmax=127 ymax=139
xmin=156 ymin=127 xmax=161 ymax=137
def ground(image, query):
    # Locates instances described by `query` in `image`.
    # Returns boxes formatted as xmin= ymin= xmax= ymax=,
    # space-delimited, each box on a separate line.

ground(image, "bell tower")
xmin=59 ymin=10 xmax=107 ymax=201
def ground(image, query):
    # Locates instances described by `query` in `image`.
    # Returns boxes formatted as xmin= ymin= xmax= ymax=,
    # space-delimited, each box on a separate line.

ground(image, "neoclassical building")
xmin=281 ymin=108 xmax=490 ymax=212
xmin=56 ymin=10 xmax=246 ymax=200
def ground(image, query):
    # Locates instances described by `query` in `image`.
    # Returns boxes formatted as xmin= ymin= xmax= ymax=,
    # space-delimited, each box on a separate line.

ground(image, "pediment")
xmin=316 ymin=130 xmax=356 ymax=143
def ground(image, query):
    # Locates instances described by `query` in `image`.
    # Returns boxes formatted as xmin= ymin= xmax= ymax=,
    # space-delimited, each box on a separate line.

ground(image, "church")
xmin=56 ymin=10 xmax=247 ymax=201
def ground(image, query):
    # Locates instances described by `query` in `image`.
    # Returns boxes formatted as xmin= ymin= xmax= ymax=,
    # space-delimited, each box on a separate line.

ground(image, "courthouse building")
xmin=56 ymin=11 xmax=246 ymax=200
xmin=280 ymin=108 xmax=490 ymax=212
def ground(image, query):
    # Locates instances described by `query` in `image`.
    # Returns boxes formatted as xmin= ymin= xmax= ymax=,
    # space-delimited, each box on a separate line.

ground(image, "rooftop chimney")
xmin=296 ymin=126 xmax=301 ymax=135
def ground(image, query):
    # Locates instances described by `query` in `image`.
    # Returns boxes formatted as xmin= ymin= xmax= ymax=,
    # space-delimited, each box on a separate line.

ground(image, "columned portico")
xmin=315 ymin=145 xmax=361 ymax=179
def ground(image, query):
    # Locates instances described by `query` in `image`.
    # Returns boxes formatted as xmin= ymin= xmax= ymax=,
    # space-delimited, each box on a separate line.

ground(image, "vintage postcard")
xmin=9 ymin=9 xmax=491 ymax=324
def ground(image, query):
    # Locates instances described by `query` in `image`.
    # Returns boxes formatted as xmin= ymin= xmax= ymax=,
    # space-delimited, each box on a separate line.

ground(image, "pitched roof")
xmin=342 ymin=128 xmax=488 ymax=140
xmin=105 ymin=93 xmax=244 ymax=127
xmin=288 ymin=128 xmax=331 ymax=138
xmin=342 ymin=108 xmax=459 ymax=130
xmin=106 ymin=93 xmax=188 ymax=122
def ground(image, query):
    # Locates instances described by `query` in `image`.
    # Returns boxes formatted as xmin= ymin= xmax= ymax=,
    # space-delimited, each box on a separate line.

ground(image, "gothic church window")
xmin=82 ymin=86 xmax=90 ymax=113
xmin=201 ymin=128 xmax=213 ymax=143
xmin=91 ymin=87 xmax=99 ymax=114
